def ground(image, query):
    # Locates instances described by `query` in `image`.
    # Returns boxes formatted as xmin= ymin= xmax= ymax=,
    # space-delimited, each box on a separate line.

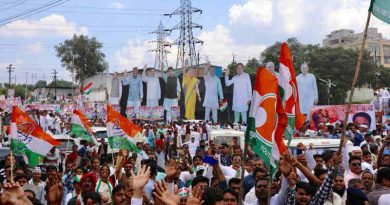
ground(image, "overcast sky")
xmin=0 ymin=0 xmax=388 ymax=84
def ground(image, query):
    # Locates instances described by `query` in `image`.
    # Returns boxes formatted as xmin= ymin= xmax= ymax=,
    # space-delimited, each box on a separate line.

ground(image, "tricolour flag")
xmin=24 ymin=96 xmax=33 ymax=104
xmin=219 ymin=99 xmax=228 ymax=112
xmin=278 ymin=43 xmax=306 ymax=145
xmin=107 ymin=104 xmax=140 ymax=152
xmin=246 ymin=67 xmax=288 ymax=175
xmin=71 ymin=110 xmax=97 ymax=144
xmin=82 ymin=82 xmax=93 ymax=95
xmin=11 ymin=106 xmax=60 ymax=166
xmin=370 ymin=0 xmax=390 ymax=24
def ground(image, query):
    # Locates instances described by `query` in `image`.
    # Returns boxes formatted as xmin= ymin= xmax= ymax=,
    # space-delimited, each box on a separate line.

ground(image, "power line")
xmin=0 ymin=0 xmax=28 ymax=12
xmin=0 ymin=0 xmax=71 ymax=26
xmin=0 ymin=3 xmax=169 ymax=11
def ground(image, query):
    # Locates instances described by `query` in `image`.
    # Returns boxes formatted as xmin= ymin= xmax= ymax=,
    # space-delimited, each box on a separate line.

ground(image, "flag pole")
xmin=239 ymin=142 xmax=248 ymax=205
xmin=338 ymin=3 xmax=372 ymax=153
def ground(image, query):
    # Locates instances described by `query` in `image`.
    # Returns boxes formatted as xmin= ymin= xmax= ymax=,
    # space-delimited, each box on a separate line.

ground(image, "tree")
xmin=35 ymin=80 xmax=47 ymax=88
xmin=260 ymin=37 xmax=319 ymax=73
xmin=55 ymin=34 xmax=108 ymax=91
xmin=260 ymin=38 xmax=382 ymax=105
xmin=245 ymin=58 xmax=260 ymax=74
xmin=48 ymin=80 xmax=74 ymax=87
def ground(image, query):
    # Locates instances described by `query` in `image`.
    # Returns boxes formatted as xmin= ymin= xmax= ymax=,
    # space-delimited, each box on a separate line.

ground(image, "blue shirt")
xmin=122 ymin=76 xmax=143 ymax=102
xmin=353 ymin=132 xmax=364 ymax=146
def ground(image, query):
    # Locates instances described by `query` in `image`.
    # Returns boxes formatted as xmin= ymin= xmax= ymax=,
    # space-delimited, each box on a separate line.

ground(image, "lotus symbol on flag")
xmin=16 ymin=122 xmax=34 ymax=144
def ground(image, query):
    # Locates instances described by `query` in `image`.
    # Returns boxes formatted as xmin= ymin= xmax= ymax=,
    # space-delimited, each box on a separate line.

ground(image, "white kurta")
xmin=203 ymin=74 xmax=223 ymax=109
xmin=225 ymin=73 xmax=252 ymax=112
xmin=142 ymin=76 xmax=161 ymax=106
xmin=296 ymin=73 xmax=318 ymax=118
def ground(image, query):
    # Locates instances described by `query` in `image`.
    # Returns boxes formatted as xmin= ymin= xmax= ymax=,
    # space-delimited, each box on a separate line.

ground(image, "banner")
xmin=309 ymin=104 xmax=376 ymax=131
xmin=171 ymin=106 xmax=180 ymax=121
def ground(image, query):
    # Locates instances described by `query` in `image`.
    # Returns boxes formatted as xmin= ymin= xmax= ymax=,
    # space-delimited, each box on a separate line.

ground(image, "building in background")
xmin=322 ymin=28 xmax=390 ymax=68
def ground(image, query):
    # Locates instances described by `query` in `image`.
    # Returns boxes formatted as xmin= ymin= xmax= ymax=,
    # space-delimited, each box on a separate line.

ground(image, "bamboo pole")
xmin=238 ymin=143 xmax=248 ymax=205
xmin=338 ymin=5 xmax=372 ymax=153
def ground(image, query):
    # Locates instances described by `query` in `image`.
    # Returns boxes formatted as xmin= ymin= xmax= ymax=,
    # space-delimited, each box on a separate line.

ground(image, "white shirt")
xmin=186 ymin=141 xmax=199 ymax=157
xmin=362 ymin=161 xmax=375 ymax=173
xmin=142 ymin=75 xmax=161 ymax=101
xmin=379 ymin=194 xmax=390 ymax=205
xmin=225 ymin=72 xmax=252 ymax=112
xmin=296 ymin=73 xmax=318 ymax=117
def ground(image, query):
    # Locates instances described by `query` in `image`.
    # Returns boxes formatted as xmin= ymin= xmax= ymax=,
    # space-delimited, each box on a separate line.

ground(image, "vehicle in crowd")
xmin=210 ymin=128 xmax=353 ymax=154
xmin=91 ymin=126 xmax=108 ymax=143
xmin=52 ymin=133 xmax=81 ymax=154
xmin=210 ymin=129 xmax=245 ymax=149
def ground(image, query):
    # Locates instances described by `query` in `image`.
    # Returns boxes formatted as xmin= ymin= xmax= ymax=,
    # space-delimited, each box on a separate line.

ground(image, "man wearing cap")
xmin=29 ymin=167 xmax=46 ymax=203
xmin=142 ymin=65 xmax=161 ymax=107
xmin=67 ymin=172 xmax=97 ymax=205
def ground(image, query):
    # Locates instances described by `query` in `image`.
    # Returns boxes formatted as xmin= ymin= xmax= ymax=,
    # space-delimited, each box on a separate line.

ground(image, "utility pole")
xmin=25 ymin=72 xmax=28 ymax=99
xmin=319 ymin=78 xmax=336 ymax=105
xmin=149 ymin=21 xmax=171 ymax=71
xmin=232 ymin=54 xmax=236 ymax=63
xmin=164 ymin=0 xmax=203 ymax=69
xmin=6 ymin=64 xmax=14 ymax=89
xmin=52 ymin=69 xmax=58 ymax=100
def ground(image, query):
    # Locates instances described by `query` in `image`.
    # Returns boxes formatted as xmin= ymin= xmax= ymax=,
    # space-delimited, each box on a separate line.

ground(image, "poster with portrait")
xmin=151 ymin=106 xmax=164 ymax=120
xmin=309 ymin=104 xmax=376 ymax=131
xmin=126 ymin=106 xmax=137 ymax=119
xmin=171 ymin=106 xmax=180 ymax=121
xmin=139 ymin=106 xmax=152 ymax=120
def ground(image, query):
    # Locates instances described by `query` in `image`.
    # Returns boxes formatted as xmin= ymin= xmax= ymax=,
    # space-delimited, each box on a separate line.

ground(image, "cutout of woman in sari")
xmin=182 ymin=66 xmax=201 ymax=120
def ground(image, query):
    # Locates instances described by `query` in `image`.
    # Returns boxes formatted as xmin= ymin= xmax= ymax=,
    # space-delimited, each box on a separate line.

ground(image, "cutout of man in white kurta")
xmin=296 ymin=63 xmax=318 ymax=121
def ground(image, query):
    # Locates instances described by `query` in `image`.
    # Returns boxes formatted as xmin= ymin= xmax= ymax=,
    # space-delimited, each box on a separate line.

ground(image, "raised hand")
xmin=129 ymin=165 xmax=151 ymax=190
xmin=1 ymin=182 xmax=31 ymax=205
xmin=153 ymin=180 xmax=180 ymax=205
xmin=166 ymin=159 xmax=178 ymax=182
xmin=224 ymin=69 xmax=230 ymax=76
xmin=46 ymin=174 xmax=64 ymax=205
xmin=279 ymin=159 xmax=292 ymax=177
xmin=186 ymin=185 xmax=203 ymax=205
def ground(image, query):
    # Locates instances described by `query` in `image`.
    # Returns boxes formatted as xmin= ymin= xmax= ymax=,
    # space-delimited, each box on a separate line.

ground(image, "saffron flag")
xmin=246 ymin=67 xmax=288 ymax=175
xmin=370 ymin=0 xmax=390 ymax=24
xmin=82 ymin=82 xmax=93 ymax=95
xmin=11 ymin=106 xmax=60 ymax=166
xmin=278 ymin=43 xmax=306 ymax=145
xmin=107 ymin=104 xmax=140 ymax=152
xmin=71 ymin=110 xmax=97 ymax=144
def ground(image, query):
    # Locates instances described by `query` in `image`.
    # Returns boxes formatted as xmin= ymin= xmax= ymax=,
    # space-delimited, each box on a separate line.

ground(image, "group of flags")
xmin=246 ymin=43 xmax=306 ymax=175
xmin=246 ymin=0 xmax=390 ymax=175
xmin=10 ymin=104 xmax=141 ymax=166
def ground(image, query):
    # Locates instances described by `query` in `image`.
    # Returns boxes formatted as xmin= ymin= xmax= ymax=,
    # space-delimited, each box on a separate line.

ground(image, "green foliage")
xmin=227 ymin=62 xmax=237 ymax=76
xmin=55 ymin=34 xmax=108 ymax=89
xmin=261 ymin=38 xmax=386 ymax=105
xmin=35 ymin=80 xmax=47 ymax=88
xmin=260 ymin=37 xmax=320 ymax=73
xmin=48 ymin=80 xmax=74 ymax=88
xmin=245 ymin=58 xmax=260 ymax=75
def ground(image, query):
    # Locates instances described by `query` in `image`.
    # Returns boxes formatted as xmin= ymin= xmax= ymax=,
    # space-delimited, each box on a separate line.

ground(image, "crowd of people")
xmin=0 ymin=108 xmax=389 ymax=205
xmin=0 ymin=61 xmax=389 ymax=205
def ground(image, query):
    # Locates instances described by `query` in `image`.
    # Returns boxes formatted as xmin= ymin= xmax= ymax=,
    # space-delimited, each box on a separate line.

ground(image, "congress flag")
xmin=278 ymin=43 xmax=306 ymax=145
xmin=71 ymin=110 xmax=98 ymax=144
xmin=107 ymin=104 xmax=140 ymax=152
xmin=246 ymin=67 xmax=288 ymax=175
xmin=11 ymin=106 xmax=60 ymax=166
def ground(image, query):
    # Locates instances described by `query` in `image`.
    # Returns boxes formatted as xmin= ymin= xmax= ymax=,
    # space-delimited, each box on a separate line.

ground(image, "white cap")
xmin=359 ymin=124 xmax=368 ymax=128
xmin=352 ymin=146 xmax=362 ymax=151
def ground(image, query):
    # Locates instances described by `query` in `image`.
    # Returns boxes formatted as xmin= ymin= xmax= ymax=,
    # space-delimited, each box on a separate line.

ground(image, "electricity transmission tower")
xmin=165 ymin=0 xmax=203 ymax=69
xmin=149 ymin=21 xmax=171 ymax=71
